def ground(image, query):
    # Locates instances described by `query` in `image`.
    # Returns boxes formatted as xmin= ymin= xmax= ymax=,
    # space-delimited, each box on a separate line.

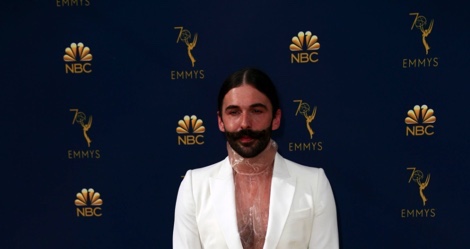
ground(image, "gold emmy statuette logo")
xmin=290 ymin=31 xmax=320 ymax=63
xmin=75 ymin=188 xmax=103 ymax=217
xmin=405 ymin=105 xmax=436 ymax=136
xmin=402 ymin=13 xmax=438 ymax=69
xmin=410 ymin=13 xmax=434 ymax=55
xmin=64 ymin=42 xmax=92 ymax=73
xmin=407 ymin=168 xmax=430 ymax=206
xmin=176 ymin=115 xmax=205 ymax=145
xmin=67 ymin=109 xmax=100 ymax=159
xmin=294 ymin=100 xmax=317 ymax=139
xmin=70 ymin=109 xmax=92 ymax=147
xmin=175 ymin=27 xmax=198 ymax=67
xmin=170 ymin=26 xmax=204 ymax=79
xmin=288 ymin=100 xmax=323 ymax=151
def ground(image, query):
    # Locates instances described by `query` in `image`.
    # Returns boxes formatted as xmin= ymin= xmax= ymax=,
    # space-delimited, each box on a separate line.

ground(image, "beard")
xmin=224 ymin=127 xmax=272 ymax=158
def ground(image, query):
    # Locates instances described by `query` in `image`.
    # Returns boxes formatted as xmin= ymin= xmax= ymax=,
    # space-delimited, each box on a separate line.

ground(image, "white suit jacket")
xmin=173 ymin=153 xmax=339 ymax=249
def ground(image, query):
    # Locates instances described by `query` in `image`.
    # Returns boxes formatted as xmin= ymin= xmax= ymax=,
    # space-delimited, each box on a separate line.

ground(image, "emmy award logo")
xmin=294 ymin=100 xmax=317 ymax=139
xmin=175 ymin=27 xmax=198 ymax=67
xmin=70 ymin=109 xmax=92 ymax=147
xmin=407 ymin=167 xmax=431 ymax=206
xmin=410 ymin=13 xmax=434 ymax=55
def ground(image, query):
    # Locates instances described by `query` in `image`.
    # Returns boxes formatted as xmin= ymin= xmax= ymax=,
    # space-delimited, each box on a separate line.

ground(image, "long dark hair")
xmin=217 ymin=68 xmax=280 ymax=117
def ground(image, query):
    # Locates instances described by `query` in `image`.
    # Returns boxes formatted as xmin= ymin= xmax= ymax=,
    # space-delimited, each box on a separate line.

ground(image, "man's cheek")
xmin=223 ymin=118 xmax=241 ymax=130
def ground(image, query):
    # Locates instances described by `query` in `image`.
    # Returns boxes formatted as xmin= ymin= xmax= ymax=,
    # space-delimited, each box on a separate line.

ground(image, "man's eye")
xmin=252 ymin=109 xmax=263 ymax=114
xmin=228 ymin=110 xmax=240 ymax=115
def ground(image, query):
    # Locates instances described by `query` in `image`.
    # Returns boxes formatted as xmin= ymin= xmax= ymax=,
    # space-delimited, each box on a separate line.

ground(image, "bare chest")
xmin=234 ymin=175 xmax=272 ymax=249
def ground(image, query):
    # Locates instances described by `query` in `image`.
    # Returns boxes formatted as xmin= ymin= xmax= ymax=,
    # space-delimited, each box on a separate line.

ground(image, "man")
xmin=173 ymin=68 xmax=339 ymax=249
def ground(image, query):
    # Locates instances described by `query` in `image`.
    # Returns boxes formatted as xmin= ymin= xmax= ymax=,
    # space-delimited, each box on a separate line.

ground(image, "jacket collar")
xmin=210 ymin=153 xmax=296 ymax=249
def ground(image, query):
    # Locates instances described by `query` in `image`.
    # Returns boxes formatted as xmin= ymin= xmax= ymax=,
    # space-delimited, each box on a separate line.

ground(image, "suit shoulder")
xmin=280 ymin=156 xmax=326 ymax=178
xmin=185 ymin=157 xmax=228 ymax=178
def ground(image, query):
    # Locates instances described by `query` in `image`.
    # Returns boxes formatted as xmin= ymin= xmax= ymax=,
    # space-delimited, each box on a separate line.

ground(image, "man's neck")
xmin=228 ymin=140 xmax=277 ymax=176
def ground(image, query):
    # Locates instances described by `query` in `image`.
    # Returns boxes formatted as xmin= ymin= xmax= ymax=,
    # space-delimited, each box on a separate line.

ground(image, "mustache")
xmin=226 ymin=129 xmax=268 ymax=140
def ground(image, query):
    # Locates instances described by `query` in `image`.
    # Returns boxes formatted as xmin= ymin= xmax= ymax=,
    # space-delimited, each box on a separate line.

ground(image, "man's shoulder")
xmin=180 ymin=157 xmax=229 ymax=189
xmin=187 ymin=157 xmax=228 ymax=176
xmin=277 ymin=154 xmax=324 ymax=176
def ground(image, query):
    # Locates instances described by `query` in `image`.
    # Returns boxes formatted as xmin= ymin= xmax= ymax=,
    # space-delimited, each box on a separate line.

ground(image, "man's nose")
xmin=239 ymin=112 xmax=252 ymax=130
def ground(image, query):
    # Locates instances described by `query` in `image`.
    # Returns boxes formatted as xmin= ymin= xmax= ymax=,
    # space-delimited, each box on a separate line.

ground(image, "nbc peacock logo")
xmin=405 ymin=105 xmax=436 ymax=136
xmin=176 ymin=115 xmax=205 ymax=145
xmin=64 ymin=42 xmax=92 ymax=74
xmin=75 ymin=188 xmax=102 ymax=217
xmin=290 ymin=31 xmax=320 ymax=63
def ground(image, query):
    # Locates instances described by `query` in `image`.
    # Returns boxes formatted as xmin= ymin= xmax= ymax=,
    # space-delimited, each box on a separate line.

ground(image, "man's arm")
xmin=309 ymin=168 xmax=339 ymax=249
xmin=173 ymin=170 xmax=202 ymax=249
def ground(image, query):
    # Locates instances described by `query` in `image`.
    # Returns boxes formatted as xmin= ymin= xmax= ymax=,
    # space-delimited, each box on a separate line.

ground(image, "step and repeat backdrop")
xmin=2 ymin=0 xmax=469 ymax=248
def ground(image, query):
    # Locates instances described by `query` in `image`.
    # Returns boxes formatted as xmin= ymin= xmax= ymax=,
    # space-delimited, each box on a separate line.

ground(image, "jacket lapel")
xmin=263 ymin=153 xmax=296 ymax=249
xmin=210 ymin=158 xmax=243 ymax=249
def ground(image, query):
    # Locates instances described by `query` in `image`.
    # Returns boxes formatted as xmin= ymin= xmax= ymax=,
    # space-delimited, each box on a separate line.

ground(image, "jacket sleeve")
xmin=173 ymin=170 xmax=203 ymax=249
xmin=309 ymin=168 xmax=339 ymax=249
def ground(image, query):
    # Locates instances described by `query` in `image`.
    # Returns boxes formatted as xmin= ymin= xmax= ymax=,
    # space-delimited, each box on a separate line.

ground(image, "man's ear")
xmin=271 ymin=109 xmax=281 ymax=130
xmin=217 ymin=111 xmax=225 ymax=132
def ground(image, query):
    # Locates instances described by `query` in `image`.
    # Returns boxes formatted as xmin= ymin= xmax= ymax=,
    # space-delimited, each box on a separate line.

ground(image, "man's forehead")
xmin=224 ymin=102 xmax=268 ymax=109
xmin=223 ymin=85 xmax=271 ymax=108
xmin=224 ymin=85 xmax=268 ymax=99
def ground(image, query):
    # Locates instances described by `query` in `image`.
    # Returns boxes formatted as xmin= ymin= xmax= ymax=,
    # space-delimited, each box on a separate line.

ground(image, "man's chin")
xmin=235 ymin=148 xmax=257 ymax=158
xmin=232 ymin=141 xmax=264 ymax=158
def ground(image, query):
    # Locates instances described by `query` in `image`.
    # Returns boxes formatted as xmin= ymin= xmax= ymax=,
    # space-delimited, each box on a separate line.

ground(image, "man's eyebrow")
xmin=224 ymin=105 xmax=240 ymax=111
xmin=224 ymin=103 xmax=268 ymax=111
xmin=250 ymin=103 xmax=268 ymax=109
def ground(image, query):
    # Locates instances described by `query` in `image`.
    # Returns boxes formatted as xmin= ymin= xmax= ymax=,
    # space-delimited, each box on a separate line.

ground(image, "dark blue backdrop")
xmin=2 ymin=0 xmax=469 ymax=248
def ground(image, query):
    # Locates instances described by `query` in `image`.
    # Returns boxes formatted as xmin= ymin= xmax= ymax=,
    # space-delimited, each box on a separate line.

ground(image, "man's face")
xmin=218 ymin=84 xmax=281 ymax=158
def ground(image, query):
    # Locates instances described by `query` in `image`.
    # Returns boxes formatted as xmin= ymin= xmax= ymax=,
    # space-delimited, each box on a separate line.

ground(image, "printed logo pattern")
xmin=405 ymin=105 xmax=436 ymax=125
xmin=70 ymin=109 xmax=93 ymax=147
xmin=75 ymin=188 xmax=103 ymax=217
xmin=405 ymin=105 xmax=436 ymax=136
xmin=410 ymin=13 xmax=434 ymax=55
xmin=175 ymin=27 xmax=198 ymax=67
xmin=75 ymin=188 xmax=103 ymax=206
xmin=402 ymin=13 xmax=438 ymax=69
xmin=64 ymin=42 xmax=93 ymax=73
xmin=176 ymin=115 xmax=205 ymax=134
xmin=289 ymin=31 xmax=320 ymax=51
xmin=290 ymin=31 xmax=320 ymax=63
xmin=64 ymin=42 xmax=92 ymax=62
xmin=288 ymin=100 xmax=323 ymax=152
xmin=401 ymin=167 xmax=435 ymax=218
xmin=294 ymin=100 xmax=317 ymax=139
xmin=407 ymin=167 xmax=431 ymax=206
xmin=176 ymin=115 xmax=205 ymax=145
